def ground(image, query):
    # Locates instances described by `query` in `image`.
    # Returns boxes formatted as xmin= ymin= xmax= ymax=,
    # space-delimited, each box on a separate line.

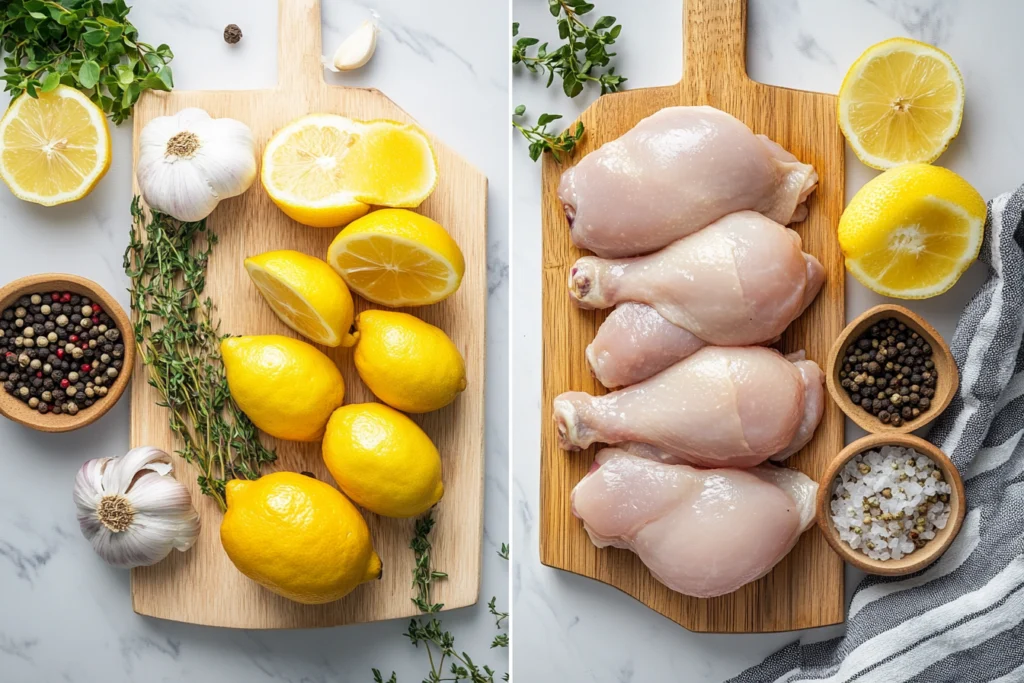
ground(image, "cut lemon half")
xmin=0 ymin=85 xmax=111 ymax=205
xmin=261 ymin=114 xmax=438 ymax=228
xmin=245 ymin=250 xmax=357 ymax=347
xmin=328 ymin=209 xmax=465 ymax=307
xmin=838 ymin=164 xmax=985 ymax=299
xmin=838 ymin=38 xmax=964 ymax=170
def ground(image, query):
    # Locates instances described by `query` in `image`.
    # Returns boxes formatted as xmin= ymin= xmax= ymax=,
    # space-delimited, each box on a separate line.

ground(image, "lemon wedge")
xmin=261 ymin=114 xmax=438 ymax=228
xmin=328 ymin=208 xmax=465 ymax=307
xmin=244 ymin=250 xmax=357 ymax=347
xmin=838 ymin=163 xmax=985 ymax=299
xmin=838 ymin=38 xmax=964 ymax=170
xmin=0 ymin=85 xmax=111 ymax=205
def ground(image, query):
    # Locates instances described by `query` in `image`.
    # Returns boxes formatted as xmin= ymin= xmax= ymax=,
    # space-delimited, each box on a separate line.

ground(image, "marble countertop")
xmin=0 ymin=1 xmax=508 ymax=681
xmin=511 ymin=0 xmax=1014 ymax=680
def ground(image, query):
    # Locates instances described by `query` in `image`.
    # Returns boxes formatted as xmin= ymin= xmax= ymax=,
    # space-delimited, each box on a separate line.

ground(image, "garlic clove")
xmin=331 ymin=20 xmax=378 ymax=71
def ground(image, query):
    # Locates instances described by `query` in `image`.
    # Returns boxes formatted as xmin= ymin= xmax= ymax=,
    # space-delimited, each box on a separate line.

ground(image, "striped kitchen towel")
xmin=731 ymin=186 xmax=1024 ymax=683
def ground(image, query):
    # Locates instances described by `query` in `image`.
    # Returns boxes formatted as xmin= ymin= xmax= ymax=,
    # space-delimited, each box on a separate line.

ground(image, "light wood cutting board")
xmin=540 ymin=0 xmax=845 ymax=633
xmin=129 ymin=0 xmax=487 ymax=629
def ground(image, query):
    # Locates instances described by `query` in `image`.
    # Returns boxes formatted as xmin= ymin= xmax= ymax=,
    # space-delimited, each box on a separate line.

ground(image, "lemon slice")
xmin=261 ymin=114 xmax=438 ymax=228
xmin=244 ymin=250 xmax=357 ymax=347
xmin=0 ymin=85 xmax=111 ymax=205
xmin=838 ymin=38 xmax=964 ymax=170
xmin=328 ymin=208 xmax=464 ymax=307
xmin=839 ymin=164 xmax=985 ymax=299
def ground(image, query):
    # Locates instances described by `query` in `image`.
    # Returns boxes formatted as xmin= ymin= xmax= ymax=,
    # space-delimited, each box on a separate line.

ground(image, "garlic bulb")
xmin=136 ymin=107 xmax=256 ymax=222
xmin=73 ymin=446 xmax=200 ymax=569
xmin=328 ymin=20 xmax=378 ymax=71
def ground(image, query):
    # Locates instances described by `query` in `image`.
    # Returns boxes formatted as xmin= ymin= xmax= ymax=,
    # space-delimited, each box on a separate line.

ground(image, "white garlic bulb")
xmin=73 ymin=446 xmax=200 ymax=569
xmin=136 ymin=107 xmax=256 ymax=222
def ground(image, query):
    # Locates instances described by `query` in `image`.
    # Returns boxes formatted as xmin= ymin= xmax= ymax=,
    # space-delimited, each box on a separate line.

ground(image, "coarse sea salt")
xmin=830 ymin=446 xmax=952 ymax=561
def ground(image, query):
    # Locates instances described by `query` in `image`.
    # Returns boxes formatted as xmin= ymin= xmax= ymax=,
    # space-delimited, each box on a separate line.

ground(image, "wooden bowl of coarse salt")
xmin=817 ymin=432 xmax=966 ymax=576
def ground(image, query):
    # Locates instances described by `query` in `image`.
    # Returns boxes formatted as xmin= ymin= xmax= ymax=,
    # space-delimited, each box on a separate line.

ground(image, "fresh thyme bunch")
xmin=372 ymin=513 xmax=510 ymax=683
xmin=512 ymin=0 xmax=626 ymax=162
xmin=124 ymin=198 xmax=276 ymax=510
xmin=0 ymin=0 xmax=174 ymax=124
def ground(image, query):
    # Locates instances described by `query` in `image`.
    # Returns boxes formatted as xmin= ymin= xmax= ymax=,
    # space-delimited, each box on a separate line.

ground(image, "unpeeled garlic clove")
xmin=331 ymin=20 xmax=378 ymax=71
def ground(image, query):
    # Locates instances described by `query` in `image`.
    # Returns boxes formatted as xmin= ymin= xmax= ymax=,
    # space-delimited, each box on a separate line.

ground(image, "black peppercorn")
xmin=224 ymin=23 xmax=243 ymax=44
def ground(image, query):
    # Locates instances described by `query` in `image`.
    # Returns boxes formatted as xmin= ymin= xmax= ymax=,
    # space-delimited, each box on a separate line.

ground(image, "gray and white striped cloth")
xmin=731 ymin=186 xmax=1024 ymax=683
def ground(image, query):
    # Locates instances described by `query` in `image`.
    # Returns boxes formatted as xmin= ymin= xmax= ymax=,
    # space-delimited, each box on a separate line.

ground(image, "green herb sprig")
xmin=372 ymin=513 xmax=509 ymax=683
xmin=513 ymin=1 xmax=625 ymax=98
xmin=0 ymin=0 xmax=174 ymax=124
xmin=512 ymin=0 xmax=625 ymax=162
xmin=124 ymin=198 xmax=276 ymax=510
xmin=513 ymin=105 xmax=584 ymax=162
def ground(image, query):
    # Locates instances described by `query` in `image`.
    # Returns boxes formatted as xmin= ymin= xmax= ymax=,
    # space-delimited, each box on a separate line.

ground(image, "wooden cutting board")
xmin=540 ymin=0 xmax=845 ymax=633
xmin=129 ymin=0 xmax=487 ymax=628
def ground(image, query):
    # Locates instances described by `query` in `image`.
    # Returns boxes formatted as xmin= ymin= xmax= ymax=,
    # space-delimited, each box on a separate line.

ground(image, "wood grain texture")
xmin=539 ymin=0 xmax=846 ymax=633
xmin=129 ymin=0 xmax=487 ymax=629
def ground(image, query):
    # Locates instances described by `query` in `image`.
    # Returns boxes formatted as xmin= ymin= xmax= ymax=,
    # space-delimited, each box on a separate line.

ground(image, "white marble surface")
xmin=0 ymin=1 xmax=508 ymax=681
xmin=511 ymin=0 xmax=1011 ymax=680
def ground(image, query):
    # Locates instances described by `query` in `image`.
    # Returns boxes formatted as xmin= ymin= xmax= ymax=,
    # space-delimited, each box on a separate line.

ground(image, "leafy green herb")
xmin=0 ymin=0 xmax=174 ymax=124
xmin=512 ymin=105 xmax=585 ymax=162
xmin=124 ymin=198 xmax=276 ymax=510
xmin=512 ymin=1 xmax=625 ymax=98
xmin=372 ymin=513 xmax=509 ymax=683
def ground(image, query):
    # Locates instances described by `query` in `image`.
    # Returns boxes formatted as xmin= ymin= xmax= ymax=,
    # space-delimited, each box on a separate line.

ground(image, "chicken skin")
xmin=570 ymin=211 xmax=825 ymax=355
xmin=572 ymin=449 xmax=818 ymax=598
xmin=553 ymin=347 xmax=824 ymax=467
xmin=558 ymin=106 xmax=818 ymax=258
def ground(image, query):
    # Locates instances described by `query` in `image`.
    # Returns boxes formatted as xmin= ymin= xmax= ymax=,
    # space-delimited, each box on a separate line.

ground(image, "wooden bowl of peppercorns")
xmin=826 ymin=304 xmax=958 ymax=435
xmin=0 ymin=273 xmax=134 ymax=433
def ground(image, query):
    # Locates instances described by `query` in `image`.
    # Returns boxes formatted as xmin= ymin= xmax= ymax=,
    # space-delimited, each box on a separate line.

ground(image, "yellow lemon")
xmin=838 ymin=38 xmax=964 ymax=170
xmin=353 ymin=310 xmax=466 ymax=413
xmin=0 ymin=85 xmax=111 ymax=205
xmin=322 ymin=403 xmax=444 ymax=518
xmin=220 ymin=472 xmax=381 ymax=604
xmin=261 ymin=114 xmax=438 ymax=228
xmin=244 ymin=250 xmax=357 ymax=347
xmin=328 ymin=209 xmax=465 ymax=307
xmin=221 ymin=335 xmax=345 ymax=441
xmin=838 ymin=163 xmax=986 ymax=299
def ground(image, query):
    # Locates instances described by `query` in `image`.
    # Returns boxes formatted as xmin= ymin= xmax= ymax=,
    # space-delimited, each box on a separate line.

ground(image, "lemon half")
xmin=838 ymin=164 xmax=985 ymax=299
xmin=328 ymin=209 xmax=465 ymax=307
xmin=0 ymin=85 xmax=111 ymax=205
xmin=261 ymin=114 xmax=438 ymax=228
xmin=838 ymin=38 xmax=964 ymax=170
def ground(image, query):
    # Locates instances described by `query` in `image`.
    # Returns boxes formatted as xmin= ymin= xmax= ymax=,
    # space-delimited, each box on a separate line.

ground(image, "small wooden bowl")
xmin=826 ymin=304 xmax=958 ymax=435
xmin=817 ymin=432 xmax=966 ymax=575
xmin=0 ymin=273 xmax=135 ymax=433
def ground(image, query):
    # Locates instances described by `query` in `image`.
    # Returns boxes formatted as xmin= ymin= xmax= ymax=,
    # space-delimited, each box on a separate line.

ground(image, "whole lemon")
xmin=353 ymin=310 xmax=466 ymax=413
xmin=221 ymin=335 xmax=345 ymax=441
xmin=322 ymin=403 xmax=444 ymax=518
xmin=220 ymin=472 xmax=381 ymax=604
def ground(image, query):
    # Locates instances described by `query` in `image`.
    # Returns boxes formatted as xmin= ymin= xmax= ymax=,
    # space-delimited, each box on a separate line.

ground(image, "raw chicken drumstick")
xmin=558 ymin=106 xmax=818 ymax=258
xmin=572 ymin=211 xmax=825 ymax=386
xmin=553 ymin=346 xmax=824 ymax=468
xmin=572 ymin=448 xmax=818 ymax=598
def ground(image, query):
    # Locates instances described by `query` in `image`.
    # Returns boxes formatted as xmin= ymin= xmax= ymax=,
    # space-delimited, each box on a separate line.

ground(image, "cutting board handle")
xmin=683 ymin=0 xmax=748 ymax=88
xmin=278 ymin=0 xmax=323 ymax=91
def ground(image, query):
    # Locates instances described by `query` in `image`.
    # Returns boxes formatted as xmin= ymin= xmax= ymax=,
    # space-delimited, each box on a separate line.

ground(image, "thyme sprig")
xmin=512 ymin=0 xmax=624 ymax=162
xmin=372 ymin=513 xmax=509 ymax=683
xmin=124 ymin=198 xmax=276 ymax=510
xmin=513 ymin=105 xmax=584 ymax=162
xmin=0 ymin=0 xmax=174 ymax=125
xmin=512 ymin=1 xmax=625 ymax=98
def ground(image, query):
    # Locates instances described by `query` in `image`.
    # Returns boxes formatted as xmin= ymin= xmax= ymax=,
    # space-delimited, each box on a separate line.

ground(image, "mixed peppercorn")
xmin=0 ymin=292 xmax=125 ymax=416
xmin=838 ymin=317 xmax=937 ymax=427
